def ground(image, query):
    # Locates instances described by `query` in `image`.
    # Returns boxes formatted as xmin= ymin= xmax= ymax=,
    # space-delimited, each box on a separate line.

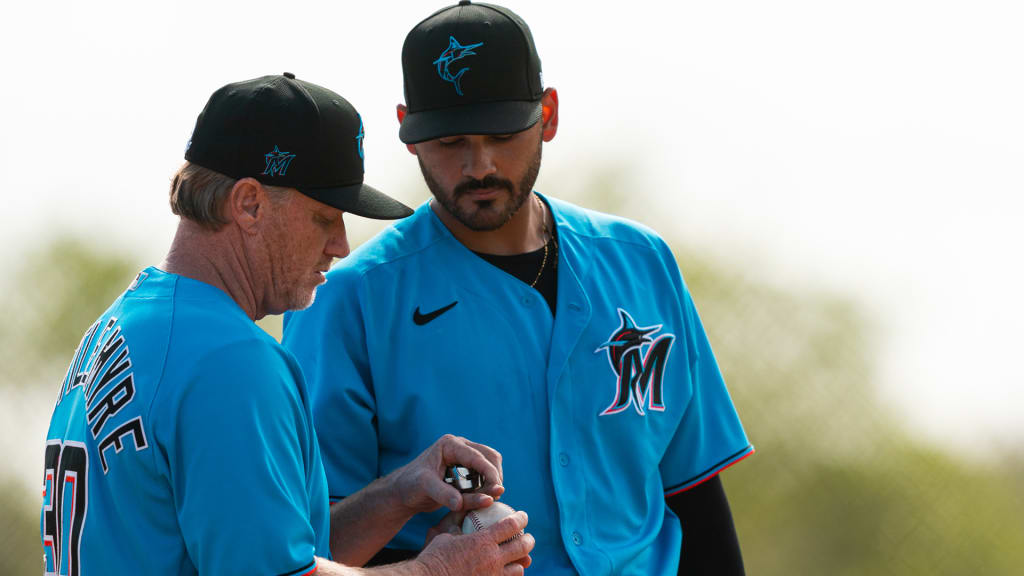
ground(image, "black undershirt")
xmin=667 ymin=475 xmax=746 ymax=575
xmin=474 ymin=233 xmax=559 ymax=316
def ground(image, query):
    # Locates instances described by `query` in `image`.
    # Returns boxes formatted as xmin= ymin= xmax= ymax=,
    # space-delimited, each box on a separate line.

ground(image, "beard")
xmin=287 ymin=281 xmax=319 ymax=312
xmin=418 ymin=136 xmax=543 ymax=231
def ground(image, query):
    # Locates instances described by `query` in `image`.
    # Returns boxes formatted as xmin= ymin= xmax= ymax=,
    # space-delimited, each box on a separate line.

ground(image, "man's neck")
xmin=160 ymin=220 xmax=263 ymax=320
xmin=430 ymin=193 xmax=550 ymax=256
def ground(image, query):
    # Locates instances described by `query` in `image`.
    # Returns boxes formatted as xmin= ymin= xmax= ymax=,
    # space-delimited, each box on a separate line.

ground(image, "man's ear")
xmin=396 ymin=104 xmax=417 ymax=155
xmin=540 ymin=88 xmax=559 ymax=143
xmin=226 ymin=178 xmax=266 ymax=233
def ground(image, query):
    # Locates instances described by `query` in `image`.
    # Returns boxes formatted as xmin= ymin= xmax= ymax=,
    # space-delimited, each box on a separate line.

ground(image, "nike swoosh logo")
xmin=413 ymin=301 xmax=458 ymax=325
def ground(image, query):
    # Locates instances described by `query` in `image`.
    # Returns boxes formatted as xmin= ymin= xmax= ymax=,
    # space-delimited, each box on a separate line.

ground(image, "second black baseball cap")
xmin=399 ymin=1 xmax=544 ymax=144
xmin=186 ymin=73 xmax=413 ymax=220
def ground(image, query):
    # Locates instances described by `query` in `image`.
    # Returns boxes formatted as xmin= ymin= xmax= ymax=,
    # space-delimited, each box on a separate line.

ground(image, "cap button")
xmin=283 ymin=72 xmax=296 ymax=79
xmin=459 ymin=0 xmax=471 ymax=4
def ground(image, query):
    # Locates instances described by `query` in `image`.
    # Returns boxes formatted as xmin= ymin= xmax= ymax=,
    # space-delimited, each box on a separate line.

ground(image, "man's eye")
xmin=438 ymin=137 xmax=463 ymax=146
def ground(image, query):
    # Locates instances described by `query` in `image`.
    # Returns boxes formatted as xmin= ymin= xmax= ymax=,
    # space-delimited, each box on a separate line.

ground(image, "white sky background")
xmin=1 ymin=0 xmax=1022 ymax=462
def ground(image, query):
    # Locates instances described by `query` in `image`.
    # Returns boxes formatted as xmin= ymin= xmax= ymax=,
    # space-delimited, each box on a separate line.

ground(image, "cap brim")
xmin=298 ymin=182 xmax=414 ymax=220
xmin=399 ymin=100 xmax=543 ymax=144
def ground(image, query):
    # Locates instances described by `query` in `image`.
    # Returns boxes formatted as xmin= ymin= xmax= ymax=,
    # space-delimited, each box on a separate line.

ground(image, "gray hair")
xmin=169 ymin=162 xmax=291 ymax=230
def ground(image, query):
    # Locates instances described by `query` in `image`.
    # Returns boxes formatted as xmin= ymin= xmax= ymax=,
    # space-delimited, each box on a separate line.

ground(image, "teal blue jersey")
xmin=284 ymin=195 xmax=753 ymax=575
xmin=42 ymin=267 xmax=329 ymax=576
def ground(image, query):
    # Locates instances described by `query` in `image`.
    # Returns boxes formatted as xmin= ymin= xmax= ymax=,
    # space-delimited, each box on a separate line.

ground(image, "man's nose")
xmin=461 ymin=137 xmax=497 ymax=181
xmin=325 ymin=216 xmax=350 ymax=259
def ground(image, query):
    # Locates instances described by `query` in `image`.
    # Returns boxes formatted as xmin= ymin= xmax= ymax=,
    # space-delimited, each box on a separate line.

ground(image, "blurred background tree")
xmin=0 ymin=478 xmax=40 ymax=576
xmin=0 ymin=239 xmax=140 ymax=576
xmin=2 ymin=176 xmax=1022 ymax=575
xmin=684 ymin=253 xmax=1024 ymax=575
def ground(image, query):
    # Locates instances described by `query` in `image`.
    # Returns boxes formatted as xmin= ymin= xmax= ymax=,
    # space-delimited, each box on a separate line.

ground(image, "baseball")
xmin=461 ymin=502 xmax=523 ymax=541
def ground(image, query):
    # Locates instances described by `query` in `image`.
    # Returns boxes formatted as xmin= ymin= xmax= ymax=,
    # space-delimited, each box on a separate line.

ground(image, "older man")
xmin=41 ymin=72 xmax=533 ymax=576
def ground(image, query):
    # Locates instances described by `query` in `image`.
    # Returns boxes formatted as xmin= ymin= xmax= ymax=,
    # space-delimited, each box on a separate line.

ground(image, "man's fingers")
xmin=439 ymin=438 xmax=504 ymax=495
xmin=445 ymin=488 xmax=464 ymax=511
xmin=499 ymin=532 xmax=535 ymax=567
xmin=461 ymin=492 xmax=494 ymax=511
xmin=464 ymin=439 xmax=504 ymax=484
xmin=505 ymin=553 xmax=532 ymax=576
xmin=425 ymin=509 xmax=469 ymax=546
xmin=487 ymin=511 xmax=529 ymax=544
xmin=424 ymin=472 xmax=465 ymax=510
xmin=418 ymin=510 xmax=532 ymax=576
xmin=437 ymin=508 xmax=469 ymax=529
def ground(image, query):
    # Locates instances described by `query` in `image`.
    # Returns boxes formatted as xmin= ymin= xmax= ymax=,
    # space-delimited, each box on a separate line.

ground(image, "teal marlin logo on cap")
xmin=356 ymin=115 xmax=365 ymax=166
xmin=434 ymin=36 xmax=483 ymax=96
xmin=263 ymin=146 xmax=296 ymax=177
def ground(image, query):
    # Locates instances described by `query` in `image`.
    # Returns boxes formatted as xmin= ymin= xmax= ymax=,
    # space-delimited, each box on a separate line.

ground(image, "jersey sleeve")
xmin=164 ymin=340 xmax=321 ymax=576
xmin=283 ymin=267 xmax=379 ymax=502
xmin=658 ymin=245 xmax=754 ymax=496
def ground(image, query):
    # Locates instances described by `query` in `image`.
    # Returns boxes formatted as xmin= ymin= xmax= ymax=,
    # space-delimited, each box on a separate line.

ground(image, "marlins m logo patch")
xmin=434 ymin=36 xmax=483 ymax=96
xmin=263 ymin=146 xmax=296 ymax=177
xmin=596 ymin=309 xmax=675 ymax=416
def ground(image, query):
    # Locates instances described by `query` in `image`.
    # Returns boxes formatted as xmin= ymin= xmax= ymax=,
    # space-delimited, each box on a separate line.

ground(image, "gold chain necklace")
xmin=530 ymin=195 xmax=555 ymax=288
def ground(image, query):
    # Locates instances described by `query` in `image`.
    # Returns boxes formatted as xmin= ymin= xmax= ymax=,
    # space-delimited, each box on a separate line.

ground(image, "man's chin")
xmin=284 ymin=286 xmax=319 ymax=313
xmin=455 ymin=200 xmax=519 ymax=231
xmin=462 ymin=215 xmax=511 ymax=231
xmin=297 ymin=288 xmax=318 ymax=311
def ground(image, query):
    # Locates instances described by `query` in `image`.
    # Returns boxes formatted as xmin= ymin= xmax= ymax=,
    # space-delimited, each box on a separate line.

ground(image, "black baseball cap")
xmin=185 ymin=73 xmax=413 ymax=219
xmin=399 ymin=1 xmax=544 ymax=144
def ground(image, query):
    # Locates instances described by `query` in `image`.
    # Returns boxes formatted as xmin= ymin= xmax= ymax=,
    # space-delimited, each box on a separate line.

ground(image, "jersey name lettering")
xmin=58 ymin=316 xmax=149 ymax=473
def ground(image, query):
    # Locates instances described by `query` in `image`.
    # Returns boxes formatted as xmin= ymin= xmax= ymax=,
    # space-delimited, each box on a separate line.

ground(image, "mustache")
xmin=453 ymin=175 xmax=516 ymax=198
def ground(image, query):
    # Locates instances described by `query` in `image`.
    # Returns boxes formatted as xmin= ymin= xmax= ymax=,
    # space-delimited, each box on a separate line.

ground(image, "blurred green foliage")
xmin=0 ymin=238 xmax=140 ymax=576
xmin=682 ymin=254 xmax=1024 ymax=575
xmin=2 ymin=207 xmax=1022 ymax=575
xmin=1 ymin=237 xmax=140 ymax=372
xmin=0 ymin=480 xmax=40 ymax=576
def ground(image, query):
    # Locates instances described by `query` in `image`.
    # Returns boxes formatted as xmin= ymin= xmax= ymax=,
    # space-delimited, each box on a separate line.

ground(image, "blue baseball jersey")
xmin=283 ymin=195 xmax=753 ymax=575
xmin=41 ymin=267 xmax=330 ymax=576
